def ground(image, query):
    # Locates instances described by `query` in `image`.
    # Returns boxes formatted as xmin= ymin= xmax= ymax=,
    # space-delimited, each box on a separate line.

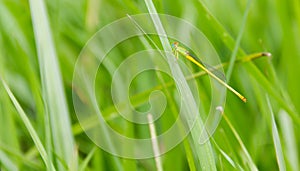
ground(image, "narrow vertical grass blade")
xmin=266 ymin=96 xmax=286 ymax=171
xmin=1 ymin=78 xmax=55 ymax=171
xmin=278 ymin=110 xmax=299 ymax=171
xmin=226 ymin=0 xmax=252 ymax=81
xmin=28 ymin=0 xmax=74 ymax=168
xmin=144 ymin=0 xmax=216 ymax=170
xmin=222 ymin=111 xmax=258 ymax=171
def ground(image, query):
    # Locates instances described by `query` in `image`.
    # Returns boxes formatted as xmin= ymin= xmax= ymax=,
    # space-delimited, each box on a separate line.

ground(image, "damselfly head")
xmin=171 ymin=42 xmax=179 ymax=49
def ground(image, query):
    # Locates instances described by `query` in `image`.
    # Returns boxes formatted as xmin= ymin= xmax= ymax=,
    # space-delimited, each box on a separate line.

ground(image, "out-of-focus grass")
xmin=0 ymin=0 xmax=299 ymax=170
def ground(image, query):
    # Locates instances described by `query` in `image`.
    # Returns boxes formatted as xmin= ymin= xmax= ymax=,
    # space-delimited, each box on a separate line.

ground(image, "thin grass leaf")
xmin=278 ymin=110 xmax=299 ymax=171
xmin=147 ymin=114 xmax=163 ymax=171
xmin=0 ymin=1 xmax=45 ymax=136
xmin=266 ymin=96 xmax=286 ymax=171
xmin=28 ymin=0 xmax=74 ymax=168
xmin=156 ymin=67 xmax=197 ymax=171
xmin=211 ymin=138 xmax=237 ymax=169
xmin=69 ymin=146 xmax=78 ymax=171
xmin=0 ymin=74 xmax=20 ymax=168
xmin=96 ymin=56 xmax=126 ymax=171
xmin=1 ymin=78 xmax=55 ymax=171
xmin=0 ymin=143 xmax=41 ymax=169
xmin=221 ymin=110 xmax=258 ymax=171
xmin=219 ymin=149 xmax=237 ymax=169
xmin=226 ymin=0 xmax=252 ymax=81
xmin=79 ymin=147 xmax=96 ymax=171
xmin=129 ymin=18 xmax=197 ymax=171
xmin=0 ymin=149 xmax=18 ymax=171
xmin=144 ymin=0 xmax=216 ymax=170
xmin=183 ymin=139 xmax=197 ymax=171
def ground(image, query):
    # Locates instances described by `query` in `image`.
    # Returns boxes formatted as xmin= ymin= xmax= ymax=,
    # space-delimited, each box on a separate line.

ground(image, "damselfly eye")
xmin=171 ymin=42 xmax=179 ymax=49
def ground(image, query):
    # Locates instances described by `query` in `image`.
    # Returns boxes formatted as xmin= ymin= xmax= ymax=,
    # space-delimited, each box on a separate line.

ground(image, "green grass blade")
xmin=69 ymin=146 xmax=78 ymax=171
xmin=131 ymin=21 xmax=197 ymax=171
xmin=226 ymin=0 xmax=252 ymax=81
xmin=0 ymin=143 xmax=42 ymax=169
xmin=222 ymin=112 xmax=258 ymax=171
xmin=144 ymin=0 xmax=216 ymax=170
xmin=219 ymin=148 xmax=237 ymax=169
xmin=1 ymin=78 xmax=55 ymax=171
xmin=211 ymin=137 xmax=240 ymax=169
xmin=278 ymin=110 xmax=299 ymax=171
xmin=147 ymin=114 xmax=163 ymax=171
xmin=0 ymin=149 xmax=18 ymax=171
xmin=79 ymin=147 xmax=96 ymax=171
xmin=28 ymin=0 xmax=74 ymax=168
xmin=0 ymin=1 xmax=45 ymax=135
xmin=266 ymin=96 xmax=286 ymax=171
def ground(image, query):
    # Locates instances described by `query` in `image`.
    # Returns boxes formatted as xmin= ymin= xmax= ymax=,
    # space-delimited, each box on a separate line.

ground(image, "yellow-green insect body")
xmin=171 ymin=42 xmax=247 ymax=102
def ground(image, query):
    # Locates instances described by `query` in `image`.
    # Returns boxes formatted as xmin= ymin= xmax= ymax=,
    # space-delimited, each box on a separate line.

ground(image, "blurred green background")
xmin=0 ymin=0 xmax=299 ymax=170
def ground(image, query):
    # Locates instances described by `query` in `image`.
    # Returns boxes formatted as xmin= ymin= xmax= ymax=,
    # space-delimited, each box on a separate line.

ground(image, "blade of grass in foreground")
xmin=147 ymin=114 xmax=163 ymax=171
xmin=266 ymin=96 xmax=286 ymax=171
xmin=1 ymin=78 xmax=55 ymax=171
xmin=278 ymin=110 xmax=299 ymax=171
xmin=128 ymin=14 xmax=197 ymax=170
xmin=144 ymin=0 xmax=216 ymax=170
xmin=28 ymin=0 xmax=74 ymax=169
xmin=0 ymin=1 xmax=45 ymax=130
